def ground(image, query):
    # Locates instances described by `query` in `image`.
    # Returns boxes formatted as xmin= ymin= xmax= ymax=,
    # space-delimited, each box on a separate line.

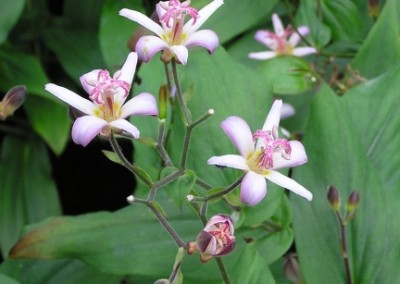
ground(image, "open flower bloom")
xmin=119 ymin=0 xmax=223 ymax=65
xmin=249 ymin=13 xmax=317 ymax=60
xmin=208 ymin=100 xmax=312 ymax=206
xmin=195 ymin=214 xmax=235 ymax=262
xmin=45 ymin=52 xmax=158 ymax=146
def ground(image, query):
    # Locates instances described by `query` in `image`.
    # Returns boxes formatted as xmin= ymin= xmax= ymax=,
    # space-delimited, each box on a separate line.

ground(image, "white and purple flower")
xmin=45 ymin=52 xmax=158 ymax=146
xmin=249 ymin=13 xmax=317 ymax=60
xmin=208 ymin=100 xmax=312 ymax=206
xmin=119 ymin=0 xmax=223 ymax=65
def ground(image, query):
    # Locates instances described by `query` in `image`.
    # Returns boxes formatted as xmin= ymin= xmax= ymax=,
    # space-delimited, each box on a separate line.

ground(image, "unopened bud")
xmin=195 ymin=214 xmax=235 ymax=262
xmin=154 ymin=279 xmax=170 ymax=284
xmin=327 ymin=186 xmax=340 ymax=212
xmin=284 ymin=253 xmax=302 ymax=283
xmin=158 ymin=85 xmax=168 ymax=119
xmin=126 ymin=195 xmax=135 ymax=204
xmin=0 ymin=85 xmax=26 ymax=120
xmin=368 ymin=0 xmax=379 ymax=19
xmin=346 ymin=191 xmax=360 ymax=222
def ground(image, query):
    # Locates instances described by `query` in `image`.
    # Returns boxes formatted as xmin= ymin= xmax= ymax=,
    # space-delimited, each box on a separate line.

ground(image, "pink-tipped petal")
xmin=45 ymin=83 xmax=97 ymax=115
xmin=80 ymin=69 xmax=102 ymax=95
xmin=109 ymin=119 xmax=140 ymax=139
xmin=185 ymin=30 xmax=219 ymax=53
xmin=265 ymin=170 xmax=312 ymax=201
xmin=292 ymin=47 xmax=317 ymax=57
xmin=120 ymin=92 xmax=158 ymax=118
xmin=281 ymin=103 xmax=295 ymax=119
xmin=171 ymin=45 xmax=189 ymax=65
xmin=135 ymin=35 xmax=169 ymax=62
xmin=272 ymin=13 xmax=285 ymax=36
xmin=185 ymin=0 xmax=224 ymax=32
xmin=248 ymin=51 xmax=277 ymax=60
xmin=207 ymin=155 xmax=249 ymax=171
xmin=240 ymin=171 xmax=267 ymax=206
xmin=262 ymin=100 xmax=282 ymax=132
xmin=254 ymin=30 xmax=276 ymax=50
xmin=118 ymin=52 xmax=138 ymax=84
xmin=72 ymin=116 xmax=107 ymax=146
xmin=273 ymin=141 xmax=308 ymax=170
xmin=289 ymin=26 xmax=310 ymax=47
xmin=119 ymin=9 xmax=165 ymax=38
xmin=221 ymin=116 xmax=254 ymax=157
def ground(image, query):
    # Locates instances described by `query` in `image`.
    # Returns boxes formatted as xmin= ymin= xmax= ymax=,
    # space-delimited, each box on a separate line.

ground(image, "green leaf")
xmin=0 ymin=272 xmax=19 ymax=284
xmin=290 ymin=84 xmax=397 ymax=283
xmin=161 ymin=168 xmax=196 ymax=208
xmin=102 ymin=150 xmax=123 ymax=166
xmin=229 ymin=243 xmax=275 ymax=284
xmin=352 ymin=0 xmax=400 ymax=78
xmin=0 ymin=135 xmax=61 ymax=260
xmin=0 ymin=0 xmax=25 ymax=44
xmin=99 ymin=0 xmax=144 ymax=70
xmin=257 ymin=56 xmax=316 ymax=95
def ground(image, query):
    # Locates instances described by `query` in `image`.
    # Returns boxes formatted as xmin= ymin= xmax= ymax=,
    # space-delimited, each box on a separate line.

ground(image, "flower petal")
xmin=118 ymin=52 xmax=138 ymax=84
xmin=292 ymin=47 xmax=317 ymax=57
xmin=109 ymin=119 xmax=140 ymax=139
xmin=248 ymin=51 xmax=277 ymax=60
xmin=171 ymin=45 xmax=189 ymax=65
xmin=240 ymin=171 xmax=267 ymax=206
xmin=272 ymin=13 xmax=285 ymax=36
xmin=45 ymin=83 xmax=97 ymax=115
xmin=135 ymin=35 xmax=169 ymax=63
xmin=289 ymin=26 xmax=309 ymax=47
xmin=261 ymin=99 xmax=282 ymax=131
xmin=72 ymin=116 xmax=107 ymax=146
xmin=121 ymin=92 xmax=158 ymax=118
xmin=254 ymin=30 xmax=276 ymax=50
xmin=185 ymin=0 xmax=224 ymax=32
xmin=265 ymin=170 xmax=312 ymax=201
xmin=281 ymin=103 xmax=295 ymax=119
xmin=80 ymin=69 xmax=102 ymax=95
xmin=272 ymin=141 xmax=308 ymax=170
xmin=207 ymin=154 xmax=249 ymax=171
xmin=185 ymin=30 xmax=219 ymax=53
xmin=221 ymin=116 xmax=254 ymax=157
xmin=119 ymin=9 xmax=165 ymax=38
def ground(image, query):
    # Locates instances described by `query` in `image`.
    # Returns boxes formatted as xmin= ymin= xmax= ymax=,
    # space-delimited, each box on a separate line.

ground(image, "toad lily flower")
xmin=208 ymin=100 xmax=312 ymax=206
xmin=45 ymin=52 xmax=158 ymax=146
xmin=249 ymin=13 xmax=317 ymax=60
xmin=119 ymin=0 xmax=223 ymax=65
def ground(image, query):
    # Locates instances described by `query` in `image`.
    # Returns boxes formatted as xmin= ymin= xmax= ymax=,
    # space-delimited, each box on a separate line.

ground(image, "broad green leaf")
xmin=321 ymin=0 xmax=362 ymax=42
xmin=99 ymin=0 xmax=144 ymax=70
xmin=352 ymin=0 xmax=400 ymax=78
xmin=290 ymin=84 xmax=396 ymax=283
xmin=0 ymin=50 xmax=71 ymax=154
xmin=0 ymin=272 xmax=19 ymax=284
xmin=0 ymin=259 xmax=122 ymax=284
xmin=161 ymin=168 xmax=196 ymax=208
xmin=0 ymin=135 xmax=61 ymax=260
xmin=257 ymin=56 xmax=316 ymax=95
xmin=230 ymin=243 xmax=275 ymax=284
xmin=0 ymin=0 xmax=25 ymax=44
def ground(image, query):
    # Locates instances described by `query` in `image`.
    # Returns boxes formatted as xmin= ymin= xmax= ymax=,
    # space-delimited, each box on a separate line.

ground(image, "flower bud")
xmin=368 ymin=0 xmax=379 ymax=19
xmin=195 ymin=214 xmax=235 ymax=263
xmin=0 ymin=85 xmax=26 ymax=120
xmin=158 ymin=85 xmax=168 ymax=119
xmin=327 ymin=186 xmax=340 ymax=212
xmin=284 ymin=253 xmax=302 ymax=283
xmin=345 ymin=191 xmax=360 ymax=222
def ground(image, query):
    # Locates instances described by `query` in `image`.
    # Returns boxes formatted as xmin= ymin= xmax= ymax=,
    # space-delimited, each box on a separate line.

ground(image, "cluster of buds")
xmin=187 ymin=214 xmax=236 ymax=263
xmin=327 ymin=185 xmax=360 ymax=223
xmin=0 ymin=86 xmax=26 ymax=120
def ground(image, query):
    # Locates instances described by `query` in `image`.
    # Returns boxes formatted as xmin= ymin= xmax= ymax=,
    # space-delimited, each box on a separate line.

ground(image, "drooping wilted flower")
xmin=0 ymin=85 xmax=26 ymax=120
xmin=208 ymin=100 xmax=312 ymax=206
xmin=119 ymin=0 xmax=223 ymax=64
xmin=45 ymin=52 xmax=158 ymax=146
xmin=249 ymin=13 xmax=316 ymax=60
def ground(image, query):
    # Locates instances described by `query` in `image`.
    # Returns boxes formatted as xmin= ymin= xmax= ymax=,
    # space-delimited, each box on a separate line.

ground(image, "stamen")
xmin=159 ymin=0 xmax=198 ymax=28
xmin=89 ymin=70 xmax=131 ymax=104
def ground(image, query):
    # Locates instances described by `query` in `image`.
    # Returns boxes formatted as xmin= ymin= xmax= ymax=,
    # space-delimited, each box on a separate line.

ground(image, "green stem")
xmin=192 ymin=176 xmax=243 ymax=202
xmin=180 ymin=109 xmax=214 ymax=169
xmin=195 ymin=178 xmax=213 ymax=190
xmin=148 ymin=169 xmax=183 ymax=201
xmin=336 ymin=211 xmax=353 ymax=284
xmin=171 ymin=59 xmax=191 ymax=125
xmin=109 ymin=133 xmax=153 ymax=187
xmin=147 ymin=201 xmax=187 ymax=248
xmin=215 ymin=257 xmax=231 ymax=284
xmin=157 ymin=119 xmax=173 ymax=166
